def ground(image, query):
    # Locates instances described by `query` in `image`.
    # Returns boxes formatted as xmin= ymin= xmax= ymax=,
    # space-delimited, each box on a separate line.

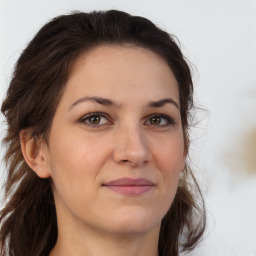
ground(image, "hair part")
xmin=0 ymin=10 xmax=206 ymax=256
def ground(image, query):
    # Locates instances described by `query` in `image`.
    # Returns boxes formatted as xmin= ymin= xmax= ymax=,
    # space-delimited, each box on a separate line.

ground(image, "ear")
xmin=20 ymin=129 xmax=51 ymax=178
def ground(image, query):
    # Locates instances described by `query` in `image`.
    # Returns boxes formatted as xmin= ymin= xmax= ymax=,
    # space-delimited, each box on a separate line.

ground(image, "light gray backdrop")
xmin=1 ymin=0 xmax=256 ymax=255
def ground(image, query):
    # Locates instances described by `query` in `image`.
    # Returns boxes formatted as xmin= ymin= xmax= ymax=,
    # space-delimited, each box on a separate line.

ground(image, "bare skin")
xmin=21 ymin=45 xmax=185 ymax=256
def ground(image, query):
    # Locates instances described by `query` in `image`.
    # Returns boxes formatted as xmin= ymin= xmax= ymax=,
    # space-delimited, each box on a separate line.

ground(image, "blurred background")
xmin=0 ymin=0 xmax=256 ymax=255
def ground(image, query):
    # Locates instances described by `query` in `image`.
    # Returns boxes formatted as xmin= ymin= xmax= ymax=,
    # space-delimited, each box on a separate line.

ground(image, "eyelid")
xmin=78 ymin=112 xmax=112 ymax=126
xmin=144 ymin=113 xmax=175 ymax=126
xmin=78 ymin=112 xmax=175 ymax=128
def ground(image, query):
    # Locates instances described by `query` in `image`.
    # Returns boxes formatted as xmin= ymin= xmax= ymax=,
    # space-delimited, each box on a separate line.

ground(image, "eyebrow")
xmin=68 ymin=96 xmax=179 ymax=111
xmin=68 ymin=96 xmax=121 ymax=111
xmin=146 ymin=98 xmax=179 ymax=109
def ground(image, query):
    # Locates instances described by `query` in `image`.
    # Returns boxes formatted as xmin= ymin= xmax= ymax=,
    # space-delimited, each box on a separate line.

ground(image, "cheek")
xmin=47 ymin=130 xmax=106 ymax=213
xmin=151 ymin=132 xmax=185 ymax=201
xmin=148 ymin=134 xmax=184 ymax=222
xmin=153 ymin=133 xmax=185 ymax=173
xmin=47 ymin=127 xmax=113 ymax=200
xmin=49 ymin=128 xmax=107 ymax=172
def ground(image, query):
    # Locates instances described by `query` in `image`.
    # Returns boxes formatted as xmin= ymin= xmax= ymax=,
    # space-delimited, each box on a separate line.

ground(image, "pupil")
xmin=90 ymin=116 xmax=100 ymax=124
xmin=151 ymin=117 xmax=160 ymax=125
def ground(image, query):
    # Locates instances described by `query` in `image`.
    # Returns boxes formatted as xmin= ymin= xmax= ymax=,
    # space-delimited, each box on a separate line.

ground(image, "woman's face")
xmin=44 ymin=45 xmax=186 ymax=236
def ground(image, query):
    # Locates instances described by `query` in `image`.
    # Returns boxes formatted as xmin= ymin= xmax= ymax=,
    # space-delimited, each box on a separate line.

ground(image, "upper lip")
xmin=103 ymin=177 xmax=155 ymax=186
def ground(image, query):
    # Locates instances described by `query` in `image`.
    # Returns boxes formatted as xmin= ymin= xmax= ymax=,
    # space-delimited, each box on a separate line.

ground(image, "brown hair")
xmin=0 ymin=10 xmax=206 ymax=256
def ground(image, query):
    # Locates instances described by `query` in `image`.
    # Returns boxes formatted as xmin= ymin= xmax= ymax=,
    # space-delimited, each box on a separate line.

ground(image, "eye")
xmin=145 ymin=114 xmax=174 ymax=126
xmin=79 ymin=112 xmax=111 ymax=127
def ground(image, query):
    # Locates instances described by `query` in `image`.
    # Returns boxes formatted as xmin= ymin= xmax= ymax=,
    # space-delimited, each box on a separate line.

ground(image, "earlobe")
xmin=20 ymin=129 xmax=51 ymax=178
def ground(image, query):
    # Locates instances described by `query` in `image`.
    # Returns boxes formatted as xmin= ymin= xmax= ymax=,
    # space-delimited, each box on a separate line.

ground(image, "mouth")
xmin=102 ymin=177 xmax=155 ymax=196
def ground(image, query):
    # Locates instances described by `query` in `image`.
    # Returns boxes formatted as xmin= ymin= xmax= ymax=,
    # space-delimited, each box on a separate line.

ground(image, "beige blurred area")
xmin=224 ymin=127 xmax=256 ymax=176
xmin=222 ymin=86 xmax=256 ymax=177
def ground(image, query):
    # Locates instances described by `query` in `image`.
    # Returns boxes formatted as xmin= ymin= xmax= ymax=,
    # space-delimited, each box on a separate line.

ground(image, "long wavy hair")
xmin=0 ymin=10 xmax=206 ymax=256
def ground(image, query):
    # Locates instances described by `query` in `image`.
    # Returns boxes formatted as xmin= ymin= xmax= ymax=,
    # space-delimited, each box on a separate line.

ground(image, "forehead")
xmin=62 ymin=45 xmax=179 ymax=107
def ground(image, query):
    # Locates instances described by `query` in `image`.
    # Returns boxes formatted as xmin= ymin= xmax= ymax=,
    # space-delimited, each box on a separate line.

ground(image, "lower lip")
xmin=104 ymin=185 xmax=154 ymax=196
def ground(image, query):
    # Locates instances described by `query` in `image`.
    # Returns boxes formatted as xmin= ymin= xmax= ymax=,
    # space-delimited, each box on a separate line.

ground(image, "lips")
xmin=103 ymin=178 xmax=155 ymax=196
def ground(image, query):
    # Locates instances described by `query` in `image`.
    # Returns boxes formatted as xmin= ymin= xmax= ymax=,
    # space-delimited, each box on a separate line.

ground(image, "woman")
xmin=0 ymin=10 xmax=206 ymax=256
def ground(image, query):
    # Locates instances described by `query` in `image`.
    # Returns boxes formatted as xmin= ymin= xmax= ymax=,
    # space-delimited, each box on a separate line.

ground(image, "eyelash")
xmin=78 ymin=112 xmax=112 ymax=127
xmin=78 ymin=112 xmax=175 ymax=128
xmin=145 ymin=114 xmax=175 ymax=126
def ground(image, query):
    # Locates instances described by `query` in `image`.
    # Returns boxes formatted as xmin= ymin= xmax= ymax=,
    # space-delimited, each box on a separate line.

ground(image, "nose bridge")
xmin=113 ymin=120 xmax=149 ymax=166
xmin=125 ymin=124 xmax=146 ymax=151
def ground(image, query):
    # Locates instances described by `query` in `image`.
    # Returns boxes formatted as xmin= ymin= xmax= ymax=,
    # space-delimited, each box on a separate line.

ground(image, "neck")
xmin=49 ymin=212 xmax=160 ymax=256
xmin=50 ymin=227 xmax=159 ymax=256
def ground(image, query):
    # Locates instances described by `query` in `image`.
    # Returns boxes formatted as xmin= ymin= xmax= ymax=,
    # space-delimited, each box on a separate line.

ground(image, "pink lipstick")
xmin=103 ymin=178 xmax=155 ymax=196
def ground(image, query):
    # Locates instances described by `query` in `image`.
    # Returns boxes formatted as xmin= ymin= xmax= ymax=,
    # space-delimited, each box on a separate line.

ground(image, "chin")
xmin=101 ymin=209 xmax=162 ymax=235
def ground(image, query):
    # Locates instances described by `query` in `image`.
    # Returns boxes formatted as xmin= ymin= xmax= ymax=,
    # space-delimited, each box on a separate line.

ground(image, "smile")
xmin=102 ymin=177 xmax=155 ymax=196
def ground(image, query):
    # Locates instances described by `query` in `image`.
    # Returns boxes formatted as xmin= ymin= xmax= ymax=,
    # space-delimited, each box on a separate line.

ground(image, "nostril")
xmin=112 ymin=142 xmax=149 ymax=167
xmin=120 ymin=159 xmax=148 ymax=167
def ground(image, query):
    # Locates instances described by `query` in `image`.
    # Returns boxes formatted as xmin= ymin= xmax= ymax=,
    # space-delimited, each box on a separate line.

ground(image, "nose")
xmin=112 ymin=125 xmax=150 ymax=168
